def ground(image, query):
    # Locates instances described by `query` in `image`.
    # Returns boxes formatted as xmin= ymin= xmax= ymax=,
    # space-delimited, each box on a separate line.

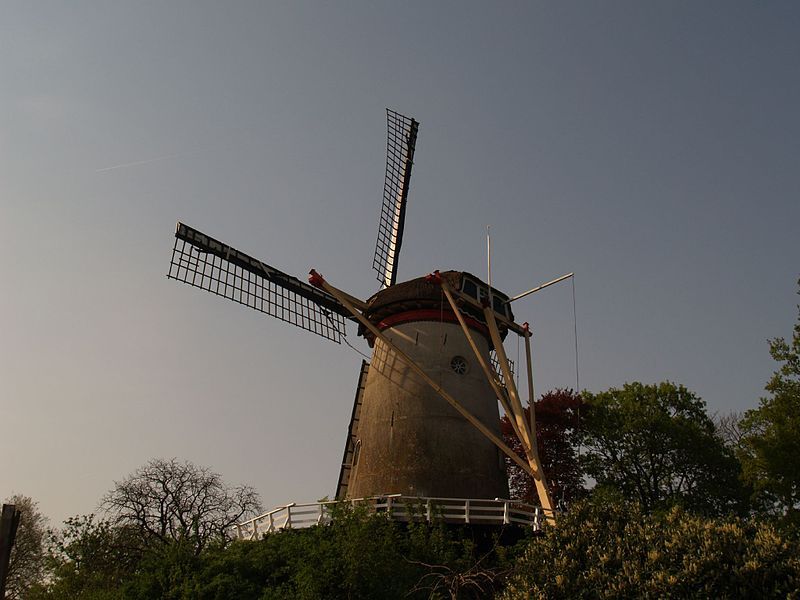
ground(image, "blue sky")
xmin=2 ymin=2 xmax=798 ymax=524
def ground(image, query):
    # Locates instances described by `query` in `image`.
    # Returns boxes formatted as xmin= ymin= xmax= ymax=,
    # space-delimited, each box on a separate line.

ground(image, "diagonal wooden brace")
xmin=439 ymin=281 xmax=529 ymax=452
xmin=483 ymin=306 xmax=555 ymax=514
xmin=483 ymin=307 xmax=533 ymax=448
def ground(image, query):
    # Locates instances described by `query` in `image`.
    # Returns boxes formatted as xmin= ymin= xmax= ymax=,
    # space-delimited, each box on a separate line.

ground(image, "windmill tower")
xmin=167 ymin=110 xmax=559 ymax=517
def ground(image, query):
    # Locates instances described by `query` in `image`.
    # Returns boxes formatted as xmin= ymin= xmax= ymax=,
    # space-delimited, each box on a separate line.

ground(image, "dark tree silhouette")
xmin=740 ymin=279 xmax=800 ymax=521
xmin=101 ymin=458 xmax=262 ymax=554
xmin=2 ymin=494 xmax=47 ymax=600
xmin=500 ymin=389 xmax=585 ymax=505
xmin=582 ymin=382 xmax=746 ymax=515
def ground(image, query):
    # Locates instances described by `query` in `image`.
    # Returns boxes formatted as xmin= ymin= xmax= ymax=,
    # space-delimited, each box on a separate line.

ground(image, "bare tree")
xmin=101 ymin=458 xmax=262 ymax=554
xmin=2 ymin=494 xmax=48 ymax=600
xmin=406 ymin=541 xmax=510 ymax=600
xmin=715 ymin=411 xmax=745 ymax=449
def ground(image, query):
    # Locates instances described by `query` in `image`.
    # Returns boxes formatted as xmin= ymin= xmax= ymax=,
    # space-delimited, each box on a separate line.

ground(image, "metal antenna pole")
xmin=486 ymin=225 xmax=492 ymax=289
xmin=507 ymin=273 xmax=574 ymax=304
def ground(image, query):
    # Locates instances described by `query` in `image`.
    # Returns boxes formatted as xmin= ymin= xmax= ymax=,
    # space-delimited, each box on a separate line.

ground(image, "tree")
xmin=581 ymin=382 xmax=745 ymax=515
xmin=30 ymin=514 xmax=140 ymax=599
xmin=2 ymin=494 xmax=48 ymax=600
xmin=101 ymin=458 xmax=262 ymax=555
xmin=715 ymin=411 xmax=746 ymax=449
xmin=500 ymin=390 xmax=584 ymax=505
xmin=500 ymin=500 xmax=800 ymax=599
xmin=740 ymin=279 xmax=800 ymax=522
xmin=85 ymin=504 xmax=514 ymax=600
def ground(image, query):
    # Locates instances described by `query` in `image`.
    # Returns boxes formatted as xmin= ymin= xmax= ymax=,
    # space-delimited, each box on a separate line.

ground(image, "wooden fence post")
xmin=0 ymin=504 xmax=21 ymax=600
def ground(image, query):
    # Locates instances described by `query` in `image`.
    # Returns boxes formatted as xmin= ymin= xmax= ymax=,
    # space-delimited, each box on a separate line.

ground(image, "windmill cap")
xmin=358 ymin=270 xmax=513 ymax=345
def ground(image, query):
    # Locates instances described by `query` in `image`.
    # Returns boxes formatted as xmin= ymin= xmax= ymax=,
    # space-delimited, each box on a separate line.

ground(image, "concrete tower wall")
xmin=347 ymin=319 xmax=509 ymax=499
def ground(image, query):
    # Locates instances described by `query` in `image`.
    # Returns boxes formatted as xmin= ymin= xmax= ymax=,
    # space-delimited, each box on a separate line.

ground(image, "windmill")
xmin=167 ymin=110 xmax=564 ymax=519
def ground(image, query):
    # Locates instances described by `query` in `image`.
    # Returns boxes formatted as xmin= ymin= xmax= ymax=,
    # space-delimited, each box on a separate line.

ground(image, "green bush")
xmin=501 ymin=501 xmax=800 ymax=599
xmin=38 ymin=504 xmax=518 ymax=599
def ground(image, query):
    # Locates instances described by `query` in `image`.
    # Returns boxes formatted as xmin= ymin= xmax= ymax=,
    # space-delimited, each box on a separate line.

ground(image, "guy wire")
xmin=324 ymin=311 xmax=371 ymax=361
xmin=571 ymin=275 xmax=582 ymax=462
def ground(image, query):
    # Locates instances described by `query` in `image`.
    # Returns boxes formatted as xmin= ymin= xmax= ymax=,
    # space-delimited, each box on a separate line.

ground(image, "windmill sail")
xmin=168 ymin=222 xmax=349 ymax=343
xmin=490 ymin=350 xmax=515 ymax=387
xmin=335 ymin=360 xmax=370 ymax=500
xmin=373 ymin=109 xmax=419 ymax=288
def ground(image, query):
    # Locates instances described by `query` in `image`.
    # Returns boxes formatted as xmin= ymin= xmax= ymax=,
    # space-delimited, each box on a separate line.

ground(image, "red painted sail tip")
xmin=308 ymin=269 xmax=325 ymax=288
xmin=424 ymin=270 xmax=442 ymax=284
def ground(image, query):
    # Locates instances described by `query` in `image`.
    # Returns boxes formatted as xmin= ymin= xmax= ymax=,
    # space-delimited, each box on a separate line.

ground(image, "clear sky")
xmin=2 ymin=2 xmax=798 ymax=525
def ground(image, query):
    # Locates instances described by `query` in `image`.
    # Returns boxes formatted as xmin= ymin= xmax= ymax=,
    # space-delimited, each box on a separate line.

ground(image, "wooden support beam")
xmin=445 ymin=285 xmax=526 ymax=336
xmin=334 ymin=289 xmax=369 ymax=312
xmin=523 ymin=324 xmax=538 ymax=447
xmin=483 ymin=306 xmax=533 ymax=450
xmin=484 ymin=308 xmax=555 ymax=515
xmin=443 ymin=284 xmax=557 ymax=523
xmin=440 ymin=282 xmax=526 ymax=446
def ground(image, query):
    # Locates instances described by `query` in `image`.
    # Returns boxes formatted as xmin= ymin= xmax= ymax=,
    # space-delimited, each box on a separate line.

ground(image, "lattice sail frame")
xmin=373 ymin=109 xmax=419 ymax=288
xmin=490 ymin=350 xmax=515 ymax=387
xmin=168 ymin=222 xmax=349 ymax=343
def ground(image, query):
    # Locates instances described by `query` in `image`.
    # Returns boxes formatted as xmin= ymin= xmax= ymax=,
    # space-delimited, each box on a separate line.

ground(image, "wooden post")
xmin=523 ymin=324 xmax=538 ymax=449
xmin=483 ymin=307 xmax=556 ymax=518
xmin=284 ymin=503 xmax=295 ymax=529
xmin=0 ymin=504 xmax=21 ymax=600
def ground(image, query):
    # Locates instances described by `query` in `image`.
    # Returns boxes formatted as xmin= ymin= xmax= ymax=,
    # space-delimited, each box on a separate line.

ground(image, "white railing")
xmin=234 ymin=495 xmax=554 ymax=540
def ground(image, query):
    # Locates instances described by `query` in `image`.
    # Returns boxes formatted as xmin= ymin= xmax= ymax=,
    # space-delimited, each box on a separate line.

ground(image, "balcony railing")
xmin=234 ymin=495 xmax=554 ymax=540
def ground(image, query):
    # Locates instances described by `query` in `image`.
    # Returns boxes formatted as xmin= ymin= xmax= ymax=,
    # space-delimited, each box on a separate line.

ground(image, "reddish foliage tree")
xmin=500 ymin=389 xmax=585 ymax=505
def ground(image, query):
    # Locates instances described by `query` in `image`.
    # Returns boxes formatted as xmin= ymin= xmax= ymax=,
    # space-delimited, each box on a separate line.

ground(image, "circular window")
xmin=450 ymin=355 xmax=469 ymax=375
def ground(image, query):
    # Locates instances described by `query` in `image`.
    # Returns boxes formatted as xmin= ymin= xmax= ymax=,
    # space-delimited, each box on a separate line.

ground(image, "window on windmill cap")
xmin=493 ymin=294 xmax=511 ymax=316
xmin=462 ymin=278 xmax=478 ymax=299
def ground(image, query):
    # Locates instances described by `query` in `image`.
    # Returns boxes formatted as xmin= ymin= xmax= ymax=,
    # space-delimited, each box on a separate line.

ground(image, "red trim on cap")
xmin=376 ymin=308 xmax=489 ymax=338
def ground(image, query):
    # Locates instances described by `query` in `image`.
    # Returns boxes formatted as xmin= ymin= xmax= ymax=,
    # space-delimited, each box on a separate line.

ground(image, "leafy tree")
xmin=581 ymin=382 xmax=746 ymax=515
xmin=500 ymin=390 xmax=584 ymax=505
xmin=115 ymin=504 xmax=516 ymax=600
xmin=30 ymin=514 xmax=138 ymax=600
xmin=740 ymin=279 xmax=800 ymax=522
xmin=501 ymin=500 xmax=800 ymax=599
xmin=101 ymin=458 xmax=262 ymax=555
xmin=2 ymin=494 xmax=48 ymax=599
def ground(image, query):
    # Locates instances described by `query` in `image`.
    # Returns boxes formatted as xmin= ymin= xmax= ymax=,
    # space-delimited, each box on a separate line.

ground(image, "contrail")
xmin=95 ymin=148 xmax=206 ymax=173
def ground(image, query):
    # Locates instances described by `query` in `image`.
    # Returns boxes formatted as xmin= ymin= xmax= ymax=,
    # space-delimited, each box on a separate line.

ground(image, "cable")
xmin=571 ymin=275 xmax=582 ymax=461
xmin=571 ymin=276 xmax=580 ymax=393
xmin=323 ymin=310 xmax=371 ymax=361
xmin=516 ymin=332 xmax=521 ymax=391
xmin=343 ymin=332 xmax=371 ymax=361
